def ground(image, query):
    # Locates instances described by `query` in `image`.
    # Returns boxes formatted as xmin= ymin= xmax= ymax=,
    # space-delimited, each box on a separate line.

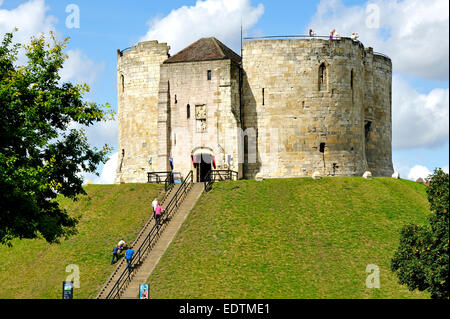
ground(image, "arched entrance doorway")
xmin=192 ymin=148 xmax=213 ymax=183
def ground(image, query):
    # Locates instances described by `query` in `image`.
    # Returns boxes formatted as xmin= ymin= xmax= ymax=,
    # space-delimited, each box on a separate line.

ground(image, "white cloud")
xmin=404 ymin=164 xmax=449 ymax=181
xmin=140 ymin=0 xmax=264 ymax=54
xmin=67 ymin=117 xmax=117 ymax=158
xmin=1 ymin=1 xmax=103 ymax=86
xmin=0 ymin=0 xmax=57 ymax=46
xmin=84 ymin=118 xmax=118 ymax=150
xmin=308 ymin=0 xmax=449 ymax=80
xmin=96 ymin=152 xmax=118 ymax=184
xmin=408 ymin=165 xmax=432 ymax=181
xmin=392 ymin=75 xmax=449 ymax=150
xmin=60 ymin=49 xmax=105 ymax=86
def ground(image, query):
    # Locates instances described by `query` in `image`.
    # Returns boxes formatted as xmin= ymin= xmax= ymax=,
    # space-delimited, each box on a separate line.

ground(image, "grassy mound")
xmin=147 ymin=177 xmax=430 ymax=299
xmin=0 ymin=183 xmax=163 ymax=299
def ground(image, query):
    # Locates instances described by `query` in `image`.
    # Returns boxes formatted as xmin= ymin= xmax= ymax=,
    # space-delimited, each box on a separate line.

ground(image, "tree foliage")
xmin=0 ymin=31 xmax=113 ymax=246
xmin=391 ymin=168 xmax=449 ymax=299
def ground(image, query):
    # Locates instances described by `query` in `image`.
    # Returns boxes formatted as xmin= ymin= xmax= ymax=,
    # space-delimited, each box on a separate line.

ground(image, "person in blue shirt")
xmin=125 ymin=247 xmax=135 ymax=271
xmin=111 ymin=246 xmax=120 ymax=265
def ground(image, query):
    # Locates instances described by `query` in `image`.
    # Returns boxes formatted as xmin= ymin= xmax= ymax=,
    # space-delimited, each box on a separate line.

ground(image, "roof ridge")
xmin=210 ymin=37 xmax=226 ymax=59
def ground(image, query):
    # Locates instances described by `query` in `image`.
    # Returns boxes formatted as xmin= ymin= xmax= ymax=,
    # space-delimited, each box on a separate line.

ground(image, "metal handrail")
xmin=244 ymin=35 xmax=335 ymax=40
xmin=148 ymin=171 xmax=172 ymax=183
xmin=204 ymin=170 xmax=238 ymax=191
xmin=164 ymin=174 xmax=174 ymax=192
xmin=105 ymin=171 xmax=194 ymax=299
xmin=96 ymin=183 xmax=176 ymax=299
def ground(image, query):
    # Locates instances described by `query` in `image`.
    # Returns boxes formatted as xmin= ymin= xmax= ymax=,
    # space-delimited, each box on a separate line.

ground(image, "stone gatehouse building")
xmin=115 ymin=36 xmax=393 ymax=183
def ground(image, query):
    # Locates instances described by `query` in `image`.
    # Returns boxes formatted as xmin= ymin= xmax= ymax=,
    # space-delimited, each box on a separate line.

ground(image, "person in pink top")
xmin=155 ymin=204 xmax=163 ymax=226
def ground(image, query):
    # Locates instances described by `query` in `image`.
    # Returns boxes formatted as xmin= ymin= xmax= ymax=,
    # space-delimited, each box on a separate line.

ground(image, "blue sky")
xmin=1 ymin=0 xmax=448 ymax=182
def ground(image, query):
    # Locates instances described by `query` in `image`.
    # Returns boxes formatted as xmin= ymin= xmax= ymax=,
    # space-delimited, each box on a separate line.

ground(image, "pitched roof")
xmin=164 ymin=37 xmax=241 ymax=64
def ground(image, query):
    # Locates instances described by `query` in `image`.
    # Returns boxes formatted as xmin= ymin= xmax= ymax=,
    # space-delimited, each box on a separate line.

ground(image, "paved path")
xmin=96 ymin=184 xmax=181 ymax=299
xmin=121 ymin=183 xmax=204 ymax=299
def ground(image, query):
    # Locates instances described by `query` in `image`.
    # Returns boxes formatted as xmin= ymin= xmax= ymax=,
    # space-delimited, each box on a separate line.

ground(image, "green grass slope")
xmin=0 ymin=183 xmax=163 ymax=299
xmin=148 ymin=177 xmax=430 ymax=299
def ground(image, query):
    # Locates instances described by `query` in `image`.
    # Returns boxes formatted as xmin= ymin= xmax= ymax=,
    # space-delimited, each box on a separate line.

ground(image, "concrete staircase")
xmin=96 ymin=183 xmax=181 ymax=299
xmin=96 ymin=181 xmax=204 ymax=299
xmin=121 ymin=182 xmax=204 ymax=299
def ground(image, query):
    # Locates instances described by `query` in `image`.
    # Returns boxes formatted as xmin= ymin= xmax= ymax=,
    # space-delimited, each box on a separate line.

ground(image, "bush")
xmin=391 ymin=168 xmax=449 ymax=299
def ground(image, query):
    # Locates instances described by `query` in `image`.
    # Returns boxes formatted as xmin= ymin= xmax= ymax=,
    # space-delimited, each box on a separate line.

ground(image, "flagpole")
xmin=240 ymin=17 xmax=243 ymax=57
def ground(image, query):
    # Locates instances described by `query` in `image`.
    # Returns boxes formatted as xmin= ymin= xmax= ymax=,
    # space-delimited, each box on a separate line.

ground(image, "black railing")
xmin=96 ymin=177 xmax=177 ymax=299
xmin=204 ymin=170 xmax=238 ymax=192
xmin=148 ymin=171 xmax=183 ymax=192
xmin=244 ymin=35 xmax=336 ymax=40
xmin=105 ymin=171 xmax=194 ymax=299
xmin=163 ymin=173 xmax=174 ymax=192
xmin=147 ymin=171 xmax=172 ymax=183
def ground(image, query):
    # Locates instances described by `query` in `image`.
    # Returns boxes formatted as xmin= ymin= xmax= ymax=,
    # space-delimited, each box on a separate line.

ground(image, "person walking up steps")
xmin=125 ymin=247 xmax=135 ymax=272
xmin=152 ymin=198 xmax=158 ymax=219
xmin=155 ymin=203 xmax=162 ymax=227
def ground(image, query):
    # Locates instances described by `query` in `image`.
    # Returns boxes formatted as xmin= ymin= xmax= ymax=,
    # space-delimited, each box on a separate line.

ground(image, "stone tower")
xmin=115 ymin=41 xmax=170 ymax=183
xmin=241 ymin=38 xmax=393 ymax=178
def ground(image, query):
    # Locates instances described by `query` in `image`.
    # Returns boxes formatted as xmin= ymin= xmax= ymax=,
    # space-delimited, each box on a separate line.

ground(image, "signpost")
xmin=139 ymin=284 xmax=149 ymax=299
xmin=62 ymin=281 xmax=74 ymax=299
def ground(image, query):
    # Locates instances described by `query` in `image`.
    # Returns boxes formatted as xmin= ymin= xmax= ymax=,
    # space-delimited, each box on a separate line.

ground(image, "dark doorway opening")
xmin=196 ymin=153 xmax=212 ymax=182
xmin=319 ymin=142 xmax=325 ymax=153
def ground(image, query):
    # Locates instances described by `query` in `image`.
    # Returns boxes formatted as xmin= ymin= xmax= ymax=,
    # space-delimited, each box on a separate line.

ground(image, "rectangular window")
xmin=207 ymin=70 xmax=211 ymax=81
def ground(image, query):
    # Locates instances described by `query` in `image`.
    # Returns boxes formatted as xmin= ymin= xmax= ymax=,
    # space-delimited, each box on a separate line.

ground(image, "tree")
xmin=0 ymin=31 xmax=113 ymax=246
xmin=391 ymin=168 xmax=449 ymax=299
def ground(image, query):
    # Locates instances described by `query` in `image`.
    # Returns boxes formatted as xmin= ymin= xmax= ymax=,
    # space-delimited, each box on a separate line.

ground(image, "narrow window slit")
xmin=262 ymin=88 xmax=265 ymax=105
